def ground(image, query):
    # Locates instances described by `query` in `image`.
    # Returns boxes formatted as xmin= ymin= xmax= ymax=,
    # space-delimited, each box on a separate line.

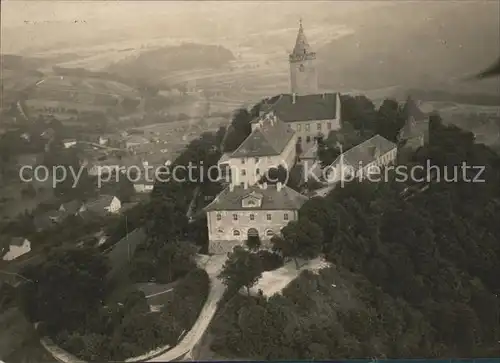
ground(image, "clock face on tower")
xmin=299 ymin=64 xmax=305 ymax=72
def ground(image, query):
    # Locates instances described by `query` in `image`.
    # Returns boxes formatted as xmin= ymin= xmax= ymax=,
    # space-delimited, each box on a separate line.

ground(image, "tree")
xmin=376 ymin=98 xmax=405 ymax=142
xmin=223 ymin=108 xmax=252 ymax=152
xmin=116 ymin=176 xmax=135 ymax=203
xmin=157 ymin=240 xmax=198 ymax=283
xmin=271 ymin=219 xmax=323 ymax=269
xmin=218 ymin=246 xmax=263 ymax=296
xmin=246 ymin=234 xmax=261 ymax=252
xmin=259 ymin=165 xmax=288 ymax=185
xmin=19 ymin=246 xmax=110 ymax=333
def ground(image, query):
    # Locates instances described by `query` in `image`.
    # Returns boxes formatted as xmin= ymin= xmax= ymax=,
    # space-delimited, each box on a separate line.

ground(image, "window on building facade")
xmin=241 ymin=158 xmax=245 ymax=164
xmin=255 ymin=157 xmax=259 ymax=163
xmin=298 ymin=136 xmax=302 ymax=143
xmin=297 ymin=124 xmax=302 ymax=131
xmin=317 ymin=123 xmax=321 ymax=130
xmin=284 ymin=213 xmax=289 ymax=220
xmin=240 ymin=182 xmax=244 ymax=187
xmin=216 ymin=213 xmax=221 ymax=220
xmin=241 ymin=169 xmax=246 ymax=176
xmin=250 ymin=214 xmax=255 ymax=220
xmin=233 ymin=213 xmax=238 ymax=221
xmin=327 ymin=122 xmax=332 ymax=130
xmin=266 ymin=230 xmax=274 ymax=237
xmin=306 ymin=136 xmax=311 ymax=143
xmin=256 ymin=168 xmax=260 ymax=175
xmin=217 ymin=228 xmax=224 ymax=233
xmin=305 ymin=124 xmax=310 ymax=131
xmin=233 ymin=230 xmax=240 ymax=236
xmin=266 ymin=213 xmax=271 ymax=221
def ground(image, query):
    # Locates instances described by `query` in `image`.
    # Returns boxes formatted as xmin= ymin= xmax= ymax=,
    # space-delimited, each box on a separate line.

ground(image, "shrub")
xmin=256 ymin=250 xmax=284 ymax=272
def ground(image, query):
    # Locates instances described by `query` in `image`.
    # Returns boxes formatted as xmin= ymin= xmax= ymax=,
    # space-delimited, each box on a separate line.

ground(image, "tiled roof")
xmin=9 ymin=237 xmax=27 ymax=247
xmin=332 ymin=134 xmax=397 ymax=169
xmin=85 ymin=195 xmax=118 ymax=213
xmin=230 ymin=114 xmax=295 ymax=158
xmin=217 ymin=152 xmax=232 ymax=165
xmin=399 ymin=97 xmax=428 ymax=140
xmin=255 ymin=93 xmax=339 ymax=123
xmin=204 ymin=184 xmax=308 ymax=211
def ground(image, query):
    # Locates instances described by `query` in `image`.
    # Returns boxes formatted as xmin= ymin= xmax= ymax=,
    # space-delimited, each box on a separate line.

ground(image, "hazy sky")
xmin=1 ymin=1 xmax=379 ymax=54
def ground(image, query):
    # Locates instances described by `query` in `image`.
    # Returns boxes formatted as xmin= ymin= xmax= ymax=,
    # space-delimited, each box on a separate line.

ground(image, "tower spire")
xmin=292 ymin=18 xmax=312 ymax=56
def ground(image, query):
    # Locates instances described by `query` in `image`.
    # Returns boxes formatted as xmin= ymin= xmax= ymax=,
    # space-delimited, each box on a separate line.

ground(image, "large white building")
xmin=218 ymin=112 xmax=297 ymax=187
xmin=204 ymin=183 xmax=308 ymax=254
xmin=325 ymin=134 xmax=397 ymax=184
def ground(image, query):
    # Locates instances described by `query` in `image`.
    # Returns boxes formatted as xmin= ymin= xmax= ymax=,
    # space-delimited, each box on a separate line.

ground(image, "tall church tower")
xmin=289 ymin=19 xmax=318 ymax=95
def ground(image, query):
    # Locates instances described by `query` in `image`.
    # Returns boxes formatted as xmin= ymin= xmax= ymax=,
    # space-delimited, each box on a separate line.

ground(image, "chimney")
xmin=292 ymin=93 xmax=296 ymax=104
xmin=277 ymin=181 xmax=283 ymax=191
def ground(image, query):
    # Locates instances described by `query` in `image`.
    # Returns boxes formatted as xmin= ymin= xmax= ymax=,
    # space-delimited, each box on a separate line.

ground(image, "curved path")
xmin=147 ymin=254 xmax=227 ymax=362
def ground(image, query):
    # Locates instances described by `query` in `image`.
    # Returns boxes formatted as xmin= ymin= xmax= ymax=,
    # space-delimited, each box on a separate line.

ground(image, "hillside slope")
xmin=318 ymin=1 xmax=500 ymax=94
xmin=107 ymin=43 xmax=235 ymax=83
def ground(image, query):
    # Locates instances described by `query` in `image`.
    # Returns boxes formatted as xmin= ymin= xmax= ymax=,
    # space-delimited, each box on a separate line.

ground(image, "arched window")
xmin=266 ymin=229 xmax=274 ymax=237
xmin=233 ymin=230 xmax=240 ymax=236
xmin=247 ymin=228 xmax=259 ymax=237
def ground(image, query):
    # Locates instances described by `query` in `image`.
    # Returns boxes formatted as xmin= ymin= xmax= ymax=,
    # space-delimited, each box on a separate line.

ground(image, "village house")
xmin=325 ymin=134 xmax=397 ymax=184
xmin=2 ymin=237 xmax=31 ymax=261
xmin=62 ymin=138 xmax=77 ymax=148
xmin=204 ymin=182 xmax=308 ymax=254
xmin=218 ymin=113 xmax=297 ymax=187
xmin=133 ymin=176 xmax=155 ymax=193
xmin=81 ymin=195 xmax=121 ymax=216
xmin=125 ymin=135 xmax=150 ymax=149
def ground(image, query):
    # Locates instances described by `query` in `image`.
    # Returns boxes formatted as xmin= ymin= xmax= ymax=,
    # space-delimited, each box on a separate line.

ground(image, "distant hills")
xmin=317 ymin=1 xmax=500 ymax=94
xmin=107 ymin=43 xmax=235 ymax=83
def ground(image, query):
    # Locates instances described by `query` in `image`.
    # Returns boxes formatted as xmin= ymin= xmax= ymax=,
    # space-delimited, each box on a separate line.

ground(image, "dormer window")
xmin=241 ymin=192 xmax=263 ymax=208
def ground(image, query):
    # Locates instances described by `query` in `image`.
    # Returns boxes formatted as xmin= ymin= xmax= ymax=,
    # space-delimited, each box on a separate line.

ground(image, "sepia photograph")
xmin=0 ymin=0 xmax=499 ymax=362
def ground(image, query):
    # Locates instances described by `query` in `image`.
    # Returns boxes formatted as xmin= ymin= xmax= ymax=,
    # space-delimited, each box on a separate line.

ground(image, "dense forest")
xmin=210 ymin=99 xmax=500 ymax=359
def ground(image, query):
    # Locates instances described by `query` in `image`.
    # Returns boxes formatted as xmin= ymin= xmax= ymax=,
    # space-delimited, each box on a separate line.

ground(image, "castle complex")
xmin=205 ymin=21 xmax=341 ymax=254
xmin=206 ymin=21 xmax=425 ymax=254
